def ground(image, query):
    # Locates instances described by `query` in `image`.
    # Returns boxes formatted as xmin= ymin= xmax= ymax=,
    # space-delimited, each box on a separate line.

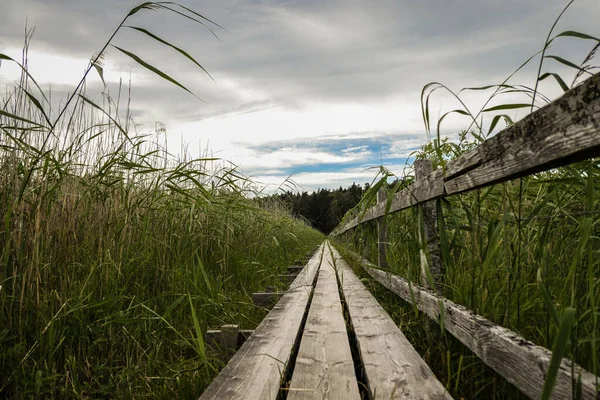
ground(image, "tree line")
xmin=272 ymin=182 xmax=369 ymax=234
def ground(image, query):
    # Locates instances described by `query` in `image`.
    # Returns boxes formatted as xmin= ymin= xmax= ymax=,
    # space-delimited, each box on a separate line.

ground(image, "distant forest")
xmin=273 ymin=183 xmax=369 ymax=234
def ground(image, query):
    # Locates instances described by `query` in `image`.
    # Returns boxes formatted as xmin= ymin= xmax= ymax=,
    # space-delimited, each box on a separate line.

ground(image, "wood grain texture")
xmin=362 ymin=260 xmax=600 ymax=400
xmin=444 ymin=72 xmax=600 ymax=194
xmin=288 ymin=244 xmax=361 ymax=400
xmin=199 ymin=243 xmax=325 ymax=400
xmin=329 ymin=245 xmax=452 ymax=400
xmin=334 ymin=72 xmax=600 ymax=235
xmin=414 ymin=160 xmax=443 ymax=291
xmin=290 ymin=245 xmax=325 ymax=289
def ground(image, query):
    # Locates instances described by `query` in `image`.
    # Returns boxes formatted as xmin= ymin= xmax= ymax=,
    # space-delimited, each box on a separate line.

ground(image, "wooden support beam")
xmin=279 ymin=273 xmax=297 ymax=285
xmin=414 ymin=159 xmax=443 ymax=291
xmin=287 ymin=265 xmax=304 ymax=274
xmin=252 ymin=292 xmax=283 ymax=309
xmin=330 ymin=245 xmax=452 ymax=399
xmin=205 ymin=325 xmax=254 ymax=352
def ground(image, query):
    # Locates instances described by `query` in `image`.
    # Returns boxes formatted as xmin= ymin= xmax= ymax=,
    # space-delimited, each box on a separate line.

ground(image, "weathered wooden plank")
xmin=279 ymin=273 xmax=297 ymax=285
xmin=288 ymin=265 xmax=304 ymax=274
xmin=362 ymin=259 xmax=600 ymax=400
xmin=444 ymin=72 xmax=600 ymax=194
xmin=252 ymin=292 xmax=283 ymax=309
xmin=199 ymin=243 xmax=325 ymax=400
xmin=329 ymin=245 xmax=452 ymax=400
xmin=334 ymin=73 xmax=600 ymax=236
xmin=335 ymin=169 xmax=444 ymax=234
xmin=206 ymin=325 xmax=254 ymax=352
xmin=288 ymin=244 xmax=360 ymax=399
xmin=290 ymin=246 xmax=324 ymax=289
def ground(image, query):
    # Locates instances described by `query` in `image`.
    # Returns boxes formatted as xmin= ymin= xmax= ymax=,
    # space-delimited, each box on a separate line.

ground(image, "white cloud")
xmin=1 ymin=0 xmax=598 ymax=191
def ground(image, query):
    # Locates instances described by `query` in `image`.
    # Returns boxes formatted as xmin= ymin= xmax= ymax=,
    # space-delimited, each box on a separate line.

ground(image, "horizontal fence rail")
xmin=334 ymin=72 xmax=600 ymax=235
xmin=359 ymin=257 xmax=600 ymax=400
xmin=331 ymin=72 xmax=600 ymax=399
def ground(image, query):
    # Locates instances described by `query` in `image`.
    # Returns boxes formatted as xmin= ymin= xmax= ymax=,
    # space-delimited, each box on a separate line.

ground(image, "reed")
xmin=0 ymin=3 xmax=323 ymax=398
xmin=335 ymin=4 xmax=600 ymax=398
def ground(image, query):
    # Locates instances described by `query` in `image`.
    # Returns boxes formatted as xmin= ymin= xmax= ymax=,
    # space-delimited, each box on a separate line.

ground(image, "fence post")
xmin=376 ymin=186 xmax=389 ymax=269
xmin=414 ymin=159 xmax=443 ymax=292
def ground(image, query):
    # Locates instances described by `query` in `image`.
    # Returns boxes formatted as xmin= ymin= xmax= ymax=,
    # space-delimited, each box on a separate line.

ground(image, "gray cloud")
xmin=2 ymin=0 xmax=599 ymax=189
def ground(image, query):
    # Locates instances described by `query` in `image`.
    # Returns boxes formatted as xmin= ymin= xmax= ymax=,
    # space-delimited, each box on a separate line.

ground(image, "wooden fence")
xmin=332 ymin=72 xmax=600 ymax=399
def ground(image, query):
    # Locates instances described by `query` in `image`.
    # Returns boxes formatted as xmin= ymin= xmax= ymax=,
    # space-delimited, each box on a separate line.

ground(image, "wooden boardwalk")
xmin=200 ymin=241 xmax=450 ymax=399
xmin=199 ymin=73 xmax=600 ymax=399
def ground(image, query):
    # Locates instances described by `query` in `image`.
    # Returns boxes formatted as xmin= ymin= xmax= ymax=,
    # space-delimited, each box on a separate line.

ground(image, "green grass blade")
xmin=537 ymin=268 xmax=561 ymax=327
xmin=160 ymin=2 xmax=229 ymax=32
xmin=111 ymin=45 xmax=200 ymax=100
xmin=538 ymin=72 xmax=570 ymax=92
xmin=127 ymin=2 xmax=161 ymax=16
xmin=544 ymin=55 xmax=592 ymax=75
xmin=188 ymin=294 xmax=206 ymax=362
xmin=554 ymin=30 xmax=600 ymax=42
xmin=481 ymin=103 xmax=532 ymax=112
xmin=19 ymin=85 xmax=53 ymax=127
xmin=0 ymin=53 xmax=50 ymax=105
xmin=78 ymin=94 xmax=129 ymax=137
xmin=0 ymin=109 xmax=47 ymax=128
xmin=125 ymin=25 xmax=214 ymax=81
xmin=541 ymin=307 xmax=576 ymax=400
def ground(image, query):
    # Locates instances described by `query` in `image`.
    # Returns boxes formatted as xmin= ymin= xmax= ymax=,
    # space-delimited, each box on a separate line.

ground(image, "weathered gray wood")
xmin=444 ymin=73 xmax=600 ymax=194
xmin=288 ymin=265 xmax=304 ymax=274
xmin=414 ymin=160 xmax=443 ymax=291
xmin=279 ymin=273 xmax=297 ymax=285
xmin=207 ymin=325 xmax=247 ymax=351
xmin=221 ymin=324 xmax=240 ymax=351
xmin=329 ymin=245 xmax=452 ymax=400
xmin=335 ymin=170 xmax=444 ymax=234
xmin=376 ymin=187 xmax=389 ymax=269
xmin=334 ymin=72 xmax=600 ymax=235
xmin=199 ymin=243 xmax=325 ymax=400
xmin=252 ymin=292 xmax=283 ymax=309
xmin=362 ymin=259 xmax=600 ymax=400
xmin=290 ymin=247 xmax=324 ymax=289
xmin=288 ymin=244 xmax=360 ymax=399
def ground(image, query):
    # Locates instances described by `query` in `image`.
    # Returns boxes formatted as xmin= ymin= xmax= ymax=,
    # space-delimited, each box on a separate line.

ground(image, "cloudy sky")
xmin=1 ymin=0 xmax=598 ymax=192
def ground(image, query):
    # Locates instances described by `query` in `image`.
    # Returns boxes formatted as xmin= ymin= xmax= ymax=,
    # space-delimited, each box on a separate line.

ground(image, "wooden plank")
xmin=361 ymin=259 xmax=600 ymax=400
xmin=334 ymin=72 xmax=600 ymax=236
xmin=279 ymin=273 xmax=297 ymax=285
xmin=290 ymin=246 xmax=324 ymax=289
xmin=335 ymin=170 xmax=444 ymax=234
xmin=444 ymin=72 xmax=600 ymax=195
xmin=287 ymin=244 xmax=360 ymax=399
xmin=288 ymin=265 xmax=304 ymax=274
xmin=199 ymin=243 xmax=325 ymax=400
xmin=329 ymin=245 xmax=452 ymax=400
xmin=252 ymin=292 xmax=283 ymax=309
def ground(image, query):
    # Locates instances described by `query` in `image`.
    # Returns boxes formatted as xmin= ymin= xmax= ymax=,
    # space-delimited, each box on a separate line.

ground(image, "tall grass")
xmin=336 ymin=5 xmax=600 ymax=399
xmin=0 ymin=4 xmax=323 ymax=398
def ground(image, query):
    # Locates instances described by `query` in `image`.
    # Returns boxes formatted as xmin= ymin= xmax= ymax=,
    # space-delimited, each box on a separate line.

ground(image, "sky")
xmin=1 ymin=0 xmax=598 ymax=193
